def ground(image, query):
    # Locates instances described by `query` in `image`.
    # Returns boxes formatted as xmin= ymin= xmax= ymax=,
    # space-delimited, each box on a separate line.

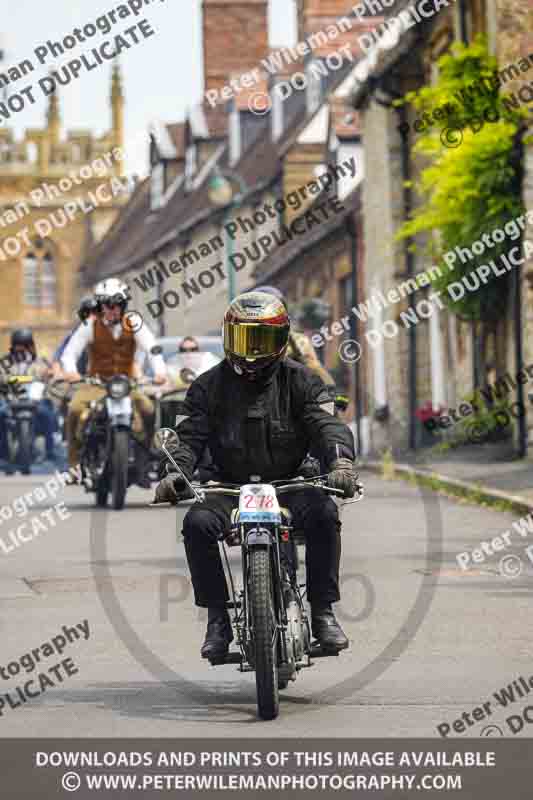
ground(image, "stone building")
xmin=339 ymin=0 xmax=533 ymax=454
xmin=0 ymin=62 xmax=129 ymax=357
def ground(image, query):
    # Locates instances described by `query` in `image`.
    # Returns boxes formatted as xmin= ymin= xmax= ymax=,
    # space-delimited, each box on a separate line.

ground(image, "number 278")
xmin=243 ymin=495 xmax=274 ymax=508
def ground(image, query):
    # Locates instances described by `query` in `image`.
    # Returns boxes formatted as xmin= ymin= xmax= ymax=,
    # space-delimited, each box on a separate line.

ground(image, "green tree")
xmin=396 ymin=37 xmax=526 ymax=322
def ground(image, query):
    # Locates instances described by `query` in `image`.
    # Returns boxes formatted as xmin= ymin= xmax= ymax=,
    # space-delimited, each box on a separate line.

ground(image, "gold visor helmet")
xmin=223 ymin=291 xmax=290 ymax=376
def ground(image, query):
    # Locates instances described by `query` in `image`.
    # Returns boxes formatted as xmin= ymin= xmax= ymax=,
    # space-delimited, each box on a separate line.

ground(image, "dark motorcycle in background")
xmin=152 ymin=427 xmax=364 ymax=721
xmin=1 ymin=375 xmax=49 ymax=475
xmin=51 ymin=376 xmax=162 ymax=510
xmin=157 ymin=350 xmax=220 ymax=431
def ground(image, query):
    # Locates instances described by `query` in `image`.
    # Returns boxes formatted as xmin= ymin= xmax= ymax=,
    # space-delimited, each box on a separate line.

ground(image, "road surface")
xmin=0 ymin=468 xmax=531 ymax=737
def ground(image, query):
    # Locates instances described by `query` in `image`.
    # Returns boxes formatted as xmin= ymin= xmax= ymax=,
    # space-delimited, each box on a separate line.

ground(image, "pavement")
xmin=0 ymin=465 xmax=531 ymax=738
xmin=361 ymin=440 xmax=533 ymax=511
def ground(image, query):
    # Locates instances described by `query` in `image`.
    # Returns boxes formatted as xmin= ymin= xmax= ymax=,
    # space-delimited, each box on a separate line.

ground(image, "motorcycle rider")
xmin=51 ymin=296 xmax=99 ymax=379
xmin=179 ymin=337 xmax=199 ymax=353
xmin=0 ymin=329 xmax=58 ymax=470
xmin=61 ymin=279 xmax=167 ymax=487
xmin=155 ymin=291 xmax=360 ymax=660
xmin=254 ymin=286 xmax=335 ymax=386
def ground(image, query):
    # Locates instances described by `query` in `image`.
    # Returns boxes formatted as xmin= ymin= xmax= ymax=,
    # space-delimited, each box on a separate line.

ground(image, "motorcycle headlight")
xmin=107 ymin=376 xmax=130 ymax=399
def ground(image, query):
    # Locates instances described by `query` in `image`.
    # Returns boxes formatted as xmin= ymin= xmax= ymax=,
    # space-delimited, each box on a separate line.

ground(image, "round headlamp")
xmin=107 ymin=376 xmax=130 ymax=399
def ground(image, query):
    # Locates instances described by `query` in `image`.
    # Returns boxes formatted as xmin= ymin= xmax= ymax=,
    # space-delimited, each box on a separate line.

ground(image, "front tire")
xmin=249 ymin=547 xmax=279 ymax=720
xmin=95 ymin=476 xmax=109 ymax=508
xmin=111 ymin=430 xmax=129 ymax=510
xmin=18 ymin=418 xmax=33 ymax=475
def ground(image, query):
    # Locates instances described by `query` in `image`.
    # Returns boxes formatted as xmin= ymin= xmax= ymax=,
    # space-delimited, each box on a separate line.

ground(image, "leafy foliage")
xmin=454 ymin=390 xmax=514 ymax=444
xmin=396 ymin=37 xmax=526 ymax=321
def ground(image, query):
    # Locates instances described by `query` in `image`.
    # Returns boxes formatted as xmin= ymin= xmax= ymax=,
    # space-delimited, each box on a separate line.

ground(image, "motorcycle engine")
xmin=285 ymin=593 xmax=309 ymax=665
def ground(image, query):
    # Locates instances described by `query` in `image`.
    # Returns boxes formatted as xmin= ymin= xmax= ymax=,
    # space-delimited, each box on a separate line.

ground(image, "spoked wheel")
xmin=249 ymin=548 xmax=279 ymax=720
xmin=86 ymin=441 xmax=108 ymax=507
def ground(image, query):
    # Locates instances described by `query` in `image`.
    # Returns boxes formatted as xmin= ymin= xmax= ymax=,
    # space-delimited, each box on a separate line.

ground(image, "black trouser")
xmin=182 ymin=489 xmax=342 ymax=608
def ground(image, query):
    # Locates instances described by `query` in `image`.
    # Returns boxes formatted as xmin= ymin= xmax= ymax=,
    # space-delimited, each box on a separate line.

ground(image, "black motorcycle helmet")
xmin=223 ymin=291 xmax=290 ymax=380
xmin=77 ymin=295 xmax=99 ymax=324
xmin=254 ymin=285 xmax=286 ymax=304
xmin=10 ymin=328 xmax=36 ymax=362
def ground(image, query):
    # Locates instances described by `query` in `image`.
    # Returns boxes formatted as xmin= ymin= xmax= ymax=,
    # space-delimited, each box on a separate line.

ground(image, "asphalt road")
xmin=0 ymin=468 xmax=532 ymax=738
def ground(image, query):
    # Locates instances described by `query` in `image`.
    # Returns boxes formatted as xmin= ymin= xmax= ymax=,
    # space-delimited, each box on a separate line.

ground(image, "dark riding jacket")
xmin=166 ymin=358 xmax=355 ymax=484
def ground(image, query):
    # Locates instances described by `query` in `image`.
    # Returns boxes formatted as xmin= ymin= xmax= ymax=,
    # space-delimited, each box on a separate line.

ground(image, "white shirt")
xmin=61 ymin=317 xmax=167 ymax=378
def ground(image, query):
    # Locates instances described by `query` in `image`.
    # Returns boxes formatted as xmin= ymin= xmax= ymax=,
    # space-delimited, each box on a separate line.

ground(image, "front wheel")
xmin=18 ymin=418 xmax=33 ymax=475
xmin=249 ymin=547 xmax=279 ymax=720
xmin=111 ymin=429 xmax=129 ymax=510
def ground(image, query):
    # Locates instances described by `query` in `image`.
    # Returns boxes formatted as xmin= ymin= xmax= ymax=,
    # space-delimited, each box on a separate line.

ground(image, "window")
xmin=23 ymin=253 xmax=39 ymax=306
xmin=41 ymin=252 xmax=56 ymax=307
xmin=23 ymin=242 xmax=57 ymax=308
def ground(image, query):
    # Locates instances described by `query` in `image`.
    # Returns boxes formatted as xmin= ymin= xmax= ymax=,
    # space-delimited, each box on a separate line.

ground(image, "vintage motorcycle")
xmin=51 ymin=376 xmax=162 ymax=510
xmin=153 ymin=427 xmax=364 ymax=721
xmin=1 ymin=375 xmax=49 ymax=475
xmin=158 ymin=350 xmax=220 ymax=431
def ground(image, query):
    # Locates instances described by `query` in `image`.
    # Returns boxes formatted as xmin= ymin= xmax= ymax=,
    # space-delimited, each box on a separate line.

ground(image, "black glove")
xmin=154 ymin=472 xmax=186 ymax=504
xmin=327 ymin=458 xmax=360 ymax=499
xmin=297 ymin=455 xmax=321 ymax=479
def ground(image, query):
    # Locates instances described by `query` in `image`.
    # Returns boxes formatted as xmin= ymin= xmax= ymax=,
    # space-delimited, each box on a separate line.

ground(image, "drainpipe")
xmin=373 ymin=83 xmax=418 ymax=450
xmin=512 ymin=129 xmax=527 ymax=458
xmin=347 ymin=214 xmax=363 ymax=454
xmin=397 ymin=105 xmax=418 ymax=451
xmin=458 ymin=0 xmax=468 ymax=45
xmin=155 ymin=250 xmax=165 ymax=337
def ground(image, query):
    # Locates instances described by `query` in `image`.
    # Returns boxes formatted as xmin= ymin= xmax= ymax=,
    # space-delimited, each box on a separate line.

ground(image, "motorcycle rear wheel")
xmin=249 ymin=547 xmax=279 ymax=720
xmin=111 ymin=429 xmax=129 ymax=511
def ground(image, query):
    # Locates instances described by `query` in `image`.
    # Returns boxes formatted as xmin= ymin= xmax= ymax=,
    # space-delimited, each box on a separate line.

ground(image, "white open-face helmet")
xmin=94 ymin=278 xmax=130 ymax=313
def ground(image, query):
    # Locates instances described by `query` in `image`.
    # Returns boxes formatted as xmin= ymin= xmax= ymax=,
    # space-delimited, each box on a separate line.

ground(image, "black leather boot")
xmin=311 ymin=605 xmax=349 ymax=652
xmin=201 ymin=608 xmax=233 ymax=661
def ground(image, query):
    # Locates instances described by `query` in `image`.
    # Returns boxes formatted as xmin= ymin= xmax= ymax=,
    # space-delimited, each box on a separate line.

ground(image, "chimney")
xmin=202 ymin=0 xmax=269 ymax=96
xmin=297 ymin=0 xmax=355 ymax=56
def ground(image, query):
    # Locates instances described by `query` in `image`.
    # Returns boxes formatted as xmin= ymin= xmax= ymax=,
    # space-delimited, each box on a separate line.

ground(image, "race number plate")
xmin=238 ymin=484 xmax=281 ymax=523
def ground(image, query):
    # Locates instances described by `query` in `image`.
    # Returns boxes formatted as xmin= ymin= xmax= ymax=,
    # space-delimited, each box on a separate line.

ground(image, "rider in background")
xmin=51 ymin=296 xmax=98 ymax=379
xmin=254 ymin=286 xmax=335 ymax=386
xmin=61 ymin=279 xmax=167 ymax=486
xmin=178 ymin=336 xmax=220 ymax=373
xmin=0 ymin=329 xmax=58 ymax=470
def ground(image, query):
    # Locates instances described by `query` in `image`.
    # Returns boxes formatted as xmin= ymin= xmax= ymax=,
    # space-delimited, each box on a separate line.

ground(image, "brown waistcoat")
xmin=88 ymin=317 xmax=136 ymax=378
